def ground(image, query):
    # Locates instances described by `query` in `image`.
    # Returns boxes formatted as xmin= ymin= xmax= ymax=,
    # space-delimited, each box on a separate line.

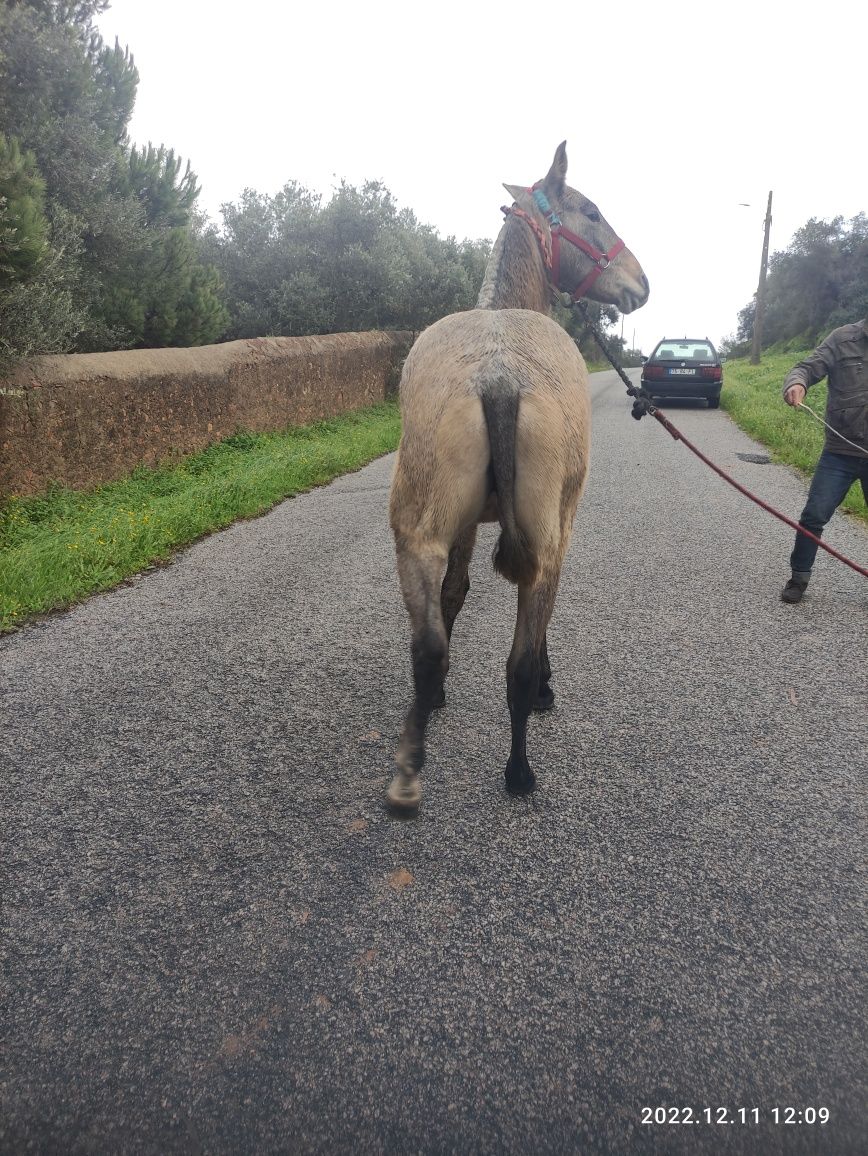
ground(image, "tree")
xmin=0 ymin=202 xmax=99 ymax=362
xmin=206 ymin=178 xmax=491 ymax=340
xmin=123 ymin=144 xmax=200 ymax=227
xmin=555 ymin=298 xmax=621 ymax=363
xmin=0 ymin=132 xmax=48 ymax=286
xmin=825 ymin=212 xmax=868 ymax=329
xmin=736 ymin=213 xmax=868 ymax=352
xmin=96 ymin=144 xmax=227 ymax=347
xmin=0 ymin=0 xmax=227 ymax=363
xmin=0 ymin=2 xmax=138 ymax=212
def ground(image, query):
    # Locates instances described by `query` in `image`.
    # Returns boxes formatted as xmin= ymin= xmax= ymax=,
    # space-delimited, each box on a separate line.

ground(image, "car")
xmin=640 ymin=337 xmax=724 ymax=408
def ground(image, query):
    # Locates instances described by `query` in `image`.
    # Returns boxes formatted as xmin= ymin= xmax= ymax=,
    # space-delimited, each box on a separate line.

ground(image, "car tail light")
xmin=707 ymin=366 xmax=722 ymax=382
xmin=644 ymin=365 xmax=665 ymax=379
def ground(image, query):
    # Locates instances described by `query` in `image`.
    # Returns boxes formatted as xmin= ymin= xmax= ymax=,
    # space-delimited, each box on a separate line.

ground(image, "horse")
xmin=387 ymin=142 xmax=649 ymax=814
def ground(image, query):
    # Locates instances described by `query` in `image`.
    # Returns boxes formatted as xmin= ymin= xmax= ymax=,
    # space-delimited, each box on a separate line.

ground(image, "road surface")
xmin=3 ymin=369 xmax=866 ymax=1154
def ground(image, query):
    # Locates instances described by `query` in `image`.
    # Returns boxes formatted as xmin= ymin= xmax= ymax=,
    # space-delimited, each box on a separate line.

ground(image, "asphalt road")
xmin=3 ymin=369 xmax=867 ymax=1155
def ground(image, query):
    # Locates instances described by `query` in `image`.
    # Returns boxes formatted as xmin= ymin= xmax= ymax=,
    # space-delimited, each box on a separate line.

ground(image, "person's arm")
xmin=782 ymin=336 xmax=837 ymax=406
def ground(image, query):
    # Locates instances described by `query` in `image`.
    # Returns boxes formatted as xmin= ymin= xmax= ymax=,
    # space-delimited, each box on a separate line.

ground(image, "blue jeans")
xmin=790 ymin=449 xmax=868 ymax=575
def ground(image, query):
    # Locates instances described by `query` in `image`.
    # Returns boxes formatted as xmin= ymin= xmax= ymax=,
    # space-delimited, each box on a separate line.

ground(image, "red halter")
xmin=500 ymin=184 xmax=626 ymax=303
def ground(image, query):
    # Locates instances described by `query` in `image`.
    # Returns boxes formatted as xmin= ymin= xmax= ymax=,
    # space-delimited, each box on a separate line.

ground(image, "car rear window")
xmin=655 ymin=342 xmax=715 ymax=361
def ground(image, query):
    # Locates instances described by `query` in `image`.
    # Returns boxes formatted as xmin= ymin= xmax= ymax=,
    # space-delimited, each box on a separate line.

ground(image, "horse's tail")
xmin=480 ymin=387 xmax=538 ymax=586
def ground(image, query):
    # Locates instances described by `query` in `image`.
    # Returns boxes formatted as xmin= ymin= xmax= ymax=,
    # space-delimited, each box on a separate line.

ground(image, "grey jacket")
xmin=782 ymin=319 xmax=868 ymax=457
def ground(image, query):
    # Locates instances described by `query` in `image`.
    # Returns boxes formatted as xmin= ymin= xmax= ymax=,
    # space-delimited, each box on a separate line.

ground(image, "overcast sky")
xmin=98 ymin=0 xmax=865 ymax=355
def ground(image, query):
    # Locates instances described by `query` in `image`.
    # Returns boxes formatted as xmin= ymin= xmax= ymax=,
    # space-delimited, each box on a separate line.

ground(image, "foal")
xmin=388 ymin=142 xmax=648 ymax=813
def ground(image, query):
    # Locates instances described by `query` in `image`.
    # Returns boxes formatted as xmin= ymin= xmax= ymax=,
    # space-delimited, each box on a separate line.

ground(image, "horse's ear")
xmin=503 ymin=183 xmax=526 ymax=203
xmin=543 ymin=141 xmax=568 ymax=196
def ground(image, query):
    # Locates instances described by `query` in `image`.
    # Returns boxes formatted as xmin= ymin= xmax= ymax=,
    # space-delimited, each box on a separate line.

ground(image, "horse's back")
xmin=399 ymin=308 xmax=588 ymax=408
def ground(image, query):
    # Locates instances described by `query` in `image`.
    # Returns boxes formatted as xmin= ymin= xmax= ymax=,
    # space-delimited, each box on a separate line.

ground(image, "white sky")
xmin=98 ymin=0 xmax=865 ymax=354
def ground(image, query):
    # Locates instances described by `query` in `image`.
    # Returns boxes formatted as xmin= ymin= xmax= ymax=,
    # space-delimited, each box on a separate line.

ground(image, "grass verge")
xmin=721 ymin=351 xmax=867 ymax=522
xmin=0 ymin=401 xmax=401 ymax=633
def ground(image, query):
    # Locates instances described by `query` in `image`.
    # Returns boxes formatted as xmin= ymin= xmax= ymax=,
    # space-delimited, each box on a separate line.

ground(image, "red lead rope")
xmin=650 ymin=408 xmax=868 ymax=579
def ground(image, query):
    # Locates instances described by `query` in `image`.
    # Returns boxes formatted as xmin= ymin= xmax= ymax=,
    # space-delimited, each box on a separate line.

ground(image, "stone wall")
xmin=0 ymin=331 xmax=412 ymax=496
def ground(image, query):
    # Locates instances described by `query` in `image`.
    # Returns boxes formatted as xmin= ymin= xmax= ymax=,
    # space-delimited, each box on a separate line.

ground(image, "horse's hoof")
xmin=533 ymin=684 xmax=555 ymax=712
xmin=504 ymin=757 xmax=536 ymax=796
xmin=386 ymin=772 xmax=421 ymax=816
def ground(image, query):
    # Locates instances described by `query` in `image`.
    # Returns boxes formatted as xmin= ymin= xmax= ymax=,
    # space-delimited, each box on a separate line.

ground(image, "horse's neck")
xmin=476 ymin=216 xmax=552 ymax=313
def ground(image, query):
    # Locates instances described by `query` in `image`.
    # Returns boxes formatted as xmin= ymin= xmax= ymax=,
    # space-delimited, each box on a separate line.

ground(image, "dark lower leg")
xmin=391 ymin=543 xmax=449 ymax=811
xmin=504 ymin=573 xmax=559 ymax=793
xmin=505 ymin=645 xmax=540 ymax=794
xmin=534 ymin=634 xmax=554 ymax=711
xmin=397 ymin=628 xmax=448 ymax=776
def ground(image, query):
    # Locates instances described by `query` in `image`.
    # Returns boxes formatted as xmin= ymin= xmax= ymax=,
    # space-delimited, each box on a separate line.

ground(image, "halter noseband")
xmin=500 ymin=184 xmax=626 ymax=303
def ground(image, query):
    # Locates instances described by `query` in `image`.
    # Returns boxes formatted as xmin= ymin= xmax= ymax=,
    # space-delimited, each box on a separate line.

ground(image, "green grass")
xmin=6 ymin=358 xmax=865 ymax=633
xmin=0 ymin=402 xmax=402 ymax=632
xmin=721 ymin=351 xmax=867 ymax=522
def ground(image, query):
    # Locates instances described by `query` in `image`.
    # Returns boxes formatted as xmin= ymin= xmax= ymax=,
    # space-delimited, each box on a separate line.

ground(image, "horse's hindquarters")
xmin=390 ymin=393 xmax=491 ymax=548
xmin=514 ymin=387 xmax=590 ymax=560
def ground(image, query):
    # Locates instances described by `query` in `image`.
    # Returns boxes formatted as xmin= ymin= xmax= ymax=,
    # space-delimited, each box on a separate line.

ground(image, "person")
xmin=780 ymin=317 xmax=868 ymax=603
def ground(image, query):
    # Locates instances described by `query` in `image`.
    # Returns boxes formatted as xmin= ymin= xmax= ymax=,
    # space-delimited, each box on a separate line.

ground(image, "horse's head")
xmin=504 ymin=141 xmax=649 ymax=314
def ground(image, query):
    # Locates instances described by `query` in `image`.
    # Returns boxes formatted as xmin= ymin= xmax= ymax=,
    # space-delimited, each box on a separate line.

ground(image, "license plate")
xmin=669 ymin=368 xmax=696 ymax=376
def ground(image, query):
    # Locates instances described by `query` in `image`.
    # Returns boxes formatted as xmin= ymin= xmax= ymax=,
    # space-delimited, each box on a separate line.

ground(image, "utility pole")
xmin=750 ymin=190 xmax=773 ymax=365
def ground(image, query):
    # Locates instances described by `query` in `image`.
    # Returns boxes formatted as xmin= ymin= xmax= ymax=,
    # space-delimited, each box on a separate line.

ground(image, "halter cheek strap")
xmin=528 ymin=183 xmax=625 ymax=302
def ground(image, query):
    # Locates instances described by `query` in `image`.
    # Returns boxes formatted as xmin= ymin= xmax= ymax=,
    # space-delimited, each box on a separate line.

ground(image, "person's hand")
xmin=784 ymin=383 xmax=806 ymax=407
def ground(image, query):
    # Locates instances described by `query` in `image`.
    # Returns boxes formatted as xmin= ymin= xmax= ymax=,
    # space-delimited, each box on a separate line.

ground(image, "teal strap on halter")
xmin=532 ymin=187 xmax=561 ymax=226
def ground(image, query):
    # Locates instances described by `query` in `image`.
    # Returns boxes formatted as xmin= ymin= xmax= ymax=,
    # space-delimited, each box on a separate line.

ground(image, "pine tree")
xmin=124 ymin=144 xmax=200 ymax=228
xmin=0 ymin=133 xmax=49 ymax=287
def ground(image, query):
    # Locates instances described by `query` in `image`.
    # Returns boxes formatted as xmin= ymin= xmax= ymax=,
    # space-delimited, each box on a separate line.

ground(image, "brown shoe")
xmin=780 ymin=577 xmax=808 ymax=604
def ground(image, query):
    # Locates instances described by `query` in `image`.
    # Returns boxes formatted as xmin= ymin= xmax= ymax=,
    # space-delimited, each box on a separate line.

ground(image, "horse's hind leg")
xmin=388 ymin=540 xmax=450 ymax=813
xmin=534 ymin=633 xmax=554 ymax=712
xmin=505 ymin=570 xmax=560 ymax=795
xmin=433 ymin=525 xmax=477 ymax=708
xmin=389 ymin=394 xmax=490 ymax=810
xmin=441 ymin=526 xmax=477 ymax=641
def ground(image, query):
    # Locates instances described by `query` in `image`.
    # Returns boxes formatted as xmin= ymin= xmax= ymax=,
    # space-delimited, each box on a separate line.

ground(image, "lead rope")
xmin=797 ymin=402 xmax=868 ymax=457
xmin=570 ymin=301 xmax=868 ymax=580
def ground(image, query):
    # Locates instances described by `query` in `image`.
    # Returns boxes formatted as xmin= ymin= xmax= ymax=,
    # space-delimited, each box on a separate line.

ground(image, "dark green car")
xmin=641 ymin=338 xmax=724 ymax=408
